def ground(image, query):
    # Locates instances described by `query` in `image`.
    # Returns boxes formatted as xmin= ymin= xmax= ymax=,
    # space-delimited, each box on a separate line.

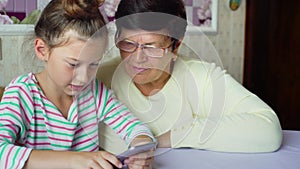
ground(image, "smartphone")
xmin=117 ymin=142 xmax=157 ymax=163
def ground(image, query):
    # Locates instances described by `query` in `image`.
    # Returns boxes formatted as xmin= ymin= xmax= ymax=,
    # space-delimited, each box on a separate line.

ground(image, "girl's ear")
xmin=34 ymin=38 xmax=49 ymax=61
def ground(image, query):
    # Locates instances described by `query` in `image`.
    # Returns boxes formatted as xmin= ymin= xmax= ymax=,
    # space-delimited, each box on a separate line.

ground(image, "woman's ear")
xmin=172 ymin=39 xmax=183 ymax=55
xmin=34 ymin=38 xmax=49 ymax=61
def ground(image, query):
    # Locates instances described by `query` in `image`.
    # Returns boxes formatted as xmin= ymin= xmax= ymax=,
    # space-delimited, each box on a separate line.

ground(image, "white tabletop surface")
xmin=153 ymin=130 xmax=300 ymax=169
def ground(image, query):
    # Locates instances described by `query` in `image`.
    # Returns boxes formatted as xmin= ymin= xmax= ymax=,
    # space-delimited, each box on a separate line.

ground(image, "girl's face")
xmin=117 ymin=29 xmax=176 ymax=86
xmin=45 ymin=32 xmax=106 ymax=96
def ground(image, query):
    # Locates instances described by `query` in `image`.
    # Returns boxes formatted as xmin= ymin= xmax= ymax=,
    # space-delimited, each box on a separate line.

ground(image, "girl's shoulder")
xmin=1 ymin=73 xmax=38 ymax=112
xmin=5 ymin=72 xmax=38 ymax=95
xmin=8 ymin=72 xmax=36 ymax=85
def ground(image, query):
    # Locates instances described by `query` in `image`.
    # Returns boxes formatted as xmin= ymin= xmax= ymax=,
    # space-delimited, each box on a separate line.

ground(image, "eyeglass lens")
xmin=117 ymin=40 xmax=166 ymax=58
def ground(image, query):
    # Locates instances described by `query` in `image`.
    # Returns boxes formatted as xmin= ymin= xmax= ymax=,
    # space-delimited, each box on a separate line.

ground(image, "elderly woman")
xmin=98 ymin=0 xmax=282 ymax=154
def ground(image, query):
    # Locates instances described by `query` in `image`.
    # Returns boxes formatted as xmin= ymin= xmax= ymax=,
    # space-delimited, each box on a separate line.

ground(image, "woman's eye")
xmin=144 ymin=45 xmax=157 ymax=49
xmin=90 ymin=63 xmax=99 ymax=67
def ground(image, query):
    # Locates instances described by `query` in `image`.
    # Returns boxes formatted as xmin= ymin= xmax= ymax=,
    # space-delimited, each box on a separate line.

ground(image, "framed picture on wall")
xmin=101 ymin=0 xmax=218 ymax=33
xmin=185 ymin=0 xmax=218 ymax=33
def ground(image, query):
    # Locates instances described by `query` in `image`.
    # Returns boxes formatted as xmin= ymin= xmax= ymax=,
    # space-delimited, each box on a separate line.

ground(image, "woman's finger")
xmin=125 ymin=156 xmax=154 ymax=168
xmin=100 ymin=151 xmax=123 ymax=169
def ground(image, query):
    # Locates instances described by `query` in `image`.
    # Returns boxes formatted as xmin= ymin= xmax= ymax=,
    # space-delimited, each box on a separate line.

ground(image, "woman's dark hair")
xmin=115 ymin=0 xmax=187 ymax=41
xmin=35 ymin=0 xmax=107 ymax=49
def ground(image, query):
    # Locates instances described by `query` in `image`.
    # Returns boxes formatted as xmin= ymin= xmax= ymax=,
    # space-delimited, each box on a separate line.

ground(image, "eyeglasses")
xmin=116 ymin=39 xmax=174 ymax=58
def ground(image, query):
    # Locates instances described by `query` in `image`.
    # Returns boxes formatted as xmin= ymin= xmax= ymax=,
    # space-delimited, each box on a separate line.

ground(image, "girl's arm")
xmin=95 ymin=80 xmax=155 ymax=145
xmin=0 ymin=84 xmax=33 ymax=169
xmin=95 ymin=80 xmax=155 ymax=169
xmin=24 ymin=150 xmax=122 ymax=169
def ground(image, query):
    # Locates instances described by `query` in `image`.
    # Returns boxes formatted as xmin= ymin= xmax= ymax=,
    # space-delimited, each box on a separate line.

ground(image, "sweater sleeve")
xmin=0 ymin=85 xmax=33 ymax=169
xmin=95 ymin=80 xmax=154 ymax=146
xmin=171 ymin=61 xmax=283 ymax=153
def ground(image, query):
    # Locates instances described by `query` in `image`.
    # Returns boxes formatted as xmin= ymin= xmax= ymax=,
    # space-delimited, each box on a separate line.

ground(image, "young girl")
xmin=0 ymin=0 xmax=155 ymax=168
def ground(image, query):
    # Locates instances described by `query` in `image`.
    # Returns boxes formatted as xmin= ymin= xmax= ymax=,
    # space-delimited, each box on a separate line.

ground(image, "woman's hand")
xmin=125 ymin=135 xmax=155 ymax=169
xmin=124 ymin=150 xmax=154 ymax=169
xmin=156 ymin=130 xmax=171 ymax=148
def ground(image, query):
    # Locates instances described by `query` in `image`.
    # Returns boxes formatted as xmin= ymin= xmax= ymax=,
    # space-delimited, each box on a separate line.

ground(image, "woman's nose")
xmin=132 ymin=47 xmax=147 ymax=63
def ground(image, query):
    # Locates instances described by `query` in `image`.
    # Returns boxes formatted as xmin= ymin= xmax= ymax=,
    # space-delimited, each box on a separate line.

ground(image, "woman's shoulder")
xmin=177 ymin=57 xmax=223 ymax=75
xmin=97 ymin=57 xmax=122 ymax=88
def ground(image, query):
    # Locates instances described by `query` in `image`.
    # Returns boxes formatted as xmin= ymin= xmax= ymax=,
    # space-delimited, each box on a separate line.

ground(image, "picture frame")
xmin=185 ymin=0 xmax=218 ymax=33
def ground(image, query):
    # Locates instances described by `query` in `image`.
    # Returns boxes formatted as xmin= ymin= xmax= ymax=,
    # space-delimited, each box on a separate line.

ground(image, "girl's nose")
xmin=74 ymin=67 xmax=89 ymax=84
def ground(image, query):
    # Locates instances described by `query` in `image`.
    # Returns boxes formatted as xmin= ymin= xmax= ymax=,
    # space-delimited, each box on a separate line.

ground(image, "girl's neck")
xmin=36 ymin=71 xmax=73 ymax=119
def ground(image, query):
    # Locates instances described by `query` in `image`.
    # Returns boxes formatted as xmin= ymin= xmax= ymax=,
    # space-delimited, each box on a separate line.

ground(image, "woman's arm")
xmin=170 ymin=61 xmax=283 ymax=152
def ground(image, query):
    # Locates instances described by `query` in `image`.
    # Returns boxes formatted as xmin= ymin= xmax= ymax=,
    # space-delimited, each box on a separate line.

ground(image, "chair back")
xmin=0 ymin=87 xmax=5 ymax=101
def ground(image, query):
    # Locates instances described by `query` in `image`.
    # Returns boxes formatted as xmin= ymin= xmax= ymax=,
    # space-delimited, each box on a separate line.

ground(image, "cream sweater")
xmin=97 ymin=57 xmax=282 ymax=154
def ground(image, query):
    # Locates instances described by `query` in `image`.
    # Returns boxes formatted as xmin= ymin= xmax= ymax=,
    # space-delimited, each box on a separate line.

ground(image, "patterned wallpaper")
xmin=0 ymin=0 xmax=246 ymax=85
xmin=180 ymin=0 xmax=246 ymax=82
xmin=4 ymin=0 xmax=51 ymax=16
xmin=4 ymin=0 xmax=37 ymax=16
xmin=210 ymin=0 xmax=246 ymax=82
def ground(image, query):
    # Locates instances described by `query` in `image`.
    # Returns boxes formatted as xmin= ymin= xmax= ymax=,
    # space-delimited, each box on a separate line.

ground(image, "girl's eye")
xmin=69 ymin=63 xmax=78 ymax=67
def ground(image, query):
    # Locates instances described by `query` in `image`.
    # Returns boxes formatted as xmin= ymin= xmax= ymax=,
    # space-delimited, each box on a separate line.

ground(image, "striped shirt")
xmin=0 ymin=73 xmax=153 ymax=169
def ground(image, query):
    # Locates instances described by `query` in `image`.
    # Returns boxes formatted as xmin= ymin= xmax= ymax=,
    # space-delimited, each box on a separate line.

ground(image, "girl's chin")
xmin=66 ymin=87 xmax=81 ymax=96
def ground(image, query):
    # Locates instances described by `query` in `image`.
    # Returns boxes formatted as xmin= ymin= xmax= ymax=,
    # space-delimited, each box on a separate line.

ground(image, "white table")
xmin=153 ymin=130 xmax=300 ymax=169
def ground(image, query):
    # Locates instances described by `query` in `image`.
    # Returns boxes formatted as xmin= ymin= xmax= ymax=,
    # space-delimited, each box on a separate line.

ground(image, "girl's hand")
xmin=70 ymin=151 xmax=122 ymax=169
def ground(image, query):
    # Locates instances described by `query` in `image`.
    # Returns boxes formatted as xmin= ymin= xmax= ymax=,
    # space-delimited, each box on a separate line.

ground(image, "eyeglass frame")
xmin=115 ymin=30 xmax=177 ymax=58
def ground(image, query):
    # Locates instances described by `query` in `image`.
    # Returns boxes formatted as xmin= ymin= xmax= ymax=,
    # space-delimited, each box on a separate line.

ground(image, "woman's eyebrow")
xmin=122 ymin=38 xmax=165 ymax=46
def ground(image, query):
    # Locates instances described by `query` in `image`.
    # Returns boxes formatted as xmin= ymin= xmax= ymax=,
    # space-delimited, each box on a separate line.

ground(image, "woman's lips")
xmin=131 ymin=66 xmax=148 ymax=74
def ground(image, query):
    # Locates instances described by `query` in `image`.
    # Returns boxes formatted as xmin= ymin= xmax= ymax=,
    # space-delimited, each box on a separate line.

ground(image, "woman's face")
xmin=117 ymin=29 xmax=175 ymax=86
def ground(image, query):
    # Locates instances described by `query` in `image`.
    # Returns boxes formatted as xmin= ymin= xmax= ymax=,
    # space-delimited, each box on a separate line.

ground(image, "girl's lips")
xmin=70 ymin=84 xmax=84 ymax=91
